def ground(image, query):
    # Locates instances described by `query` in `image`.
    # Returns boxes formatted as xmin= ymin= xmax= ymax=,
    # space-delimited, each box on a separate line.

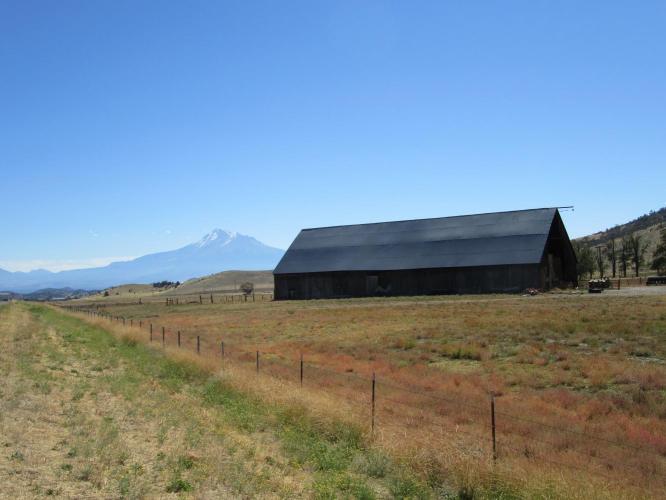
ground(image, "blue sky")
xmin=1 ymin=1 xmax=664 ymax=271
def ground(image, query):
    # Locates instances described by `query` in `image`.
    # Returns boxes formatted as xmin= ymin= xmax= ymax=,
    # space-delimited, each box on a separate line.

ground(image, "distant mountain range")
xmin=0 ymin=229 xmax=284 ymax=293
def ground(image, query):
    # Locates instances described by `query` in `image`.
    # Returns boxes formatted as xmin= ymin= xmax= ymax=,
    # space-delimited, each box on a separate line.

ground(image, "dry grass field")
xmin=64 ymin=287 xmax=666 ymax=498
xmin=90 ymin=270 xmax=275 ymax=303
xmin=1 ymin=302 xmax=427 ymax=498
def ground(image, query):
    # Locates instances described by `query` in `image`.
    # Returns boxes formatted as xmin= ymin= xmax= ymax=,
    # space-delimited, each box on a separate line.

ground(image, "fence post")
xmin=177 ymin=331 xmax=181 ymax=347
xmin=130 ymin=319 xmax=133 ymax=327
xmin=162 ymin=327 xmax=165 ymax=347
xmin=371 ymin=372 xmax=376 ymax=436
xmin=139 ymin=320 xmax=142 ymax=329
xmin=197 ymin=336 xmax=200 ymax=354
xmin=220 ymin=341 xmax=224 ymax=359
xmin=491 ymin=392 xmax=497 ymax=461
xmin=199 ymin=295 xmax=202 ymax=304
xmin=256 ymin=351 xmax=259 ymax=372
xmin=150 ymin=323 xmax=153 ymax=342
xmin=210 ymin=294 xmax=213 ymax=304
xmin=300 ymin=353 xmax=304 ymax=386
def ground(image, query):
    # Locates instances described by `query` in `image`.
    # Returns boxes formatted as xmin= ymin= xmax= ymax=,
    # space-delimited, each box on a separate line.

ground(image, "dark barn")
xmin=273 ymin=208 xmax=577 ymax=300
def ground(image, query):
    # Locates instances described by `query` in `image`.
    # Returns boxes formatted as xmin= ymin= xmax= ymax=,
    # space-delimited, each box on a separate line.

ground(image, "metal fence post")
xmin=491 ymin=392 xmax=497 ymax=461
xmin=197 ymin=336 xmax=200 ymax=354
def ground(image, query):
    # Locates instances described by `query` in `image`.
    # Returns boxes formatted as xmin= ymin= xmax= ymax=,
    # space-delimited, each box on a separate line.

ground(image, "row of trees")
xmin=573 ymin=227 xmax=666 ymax=280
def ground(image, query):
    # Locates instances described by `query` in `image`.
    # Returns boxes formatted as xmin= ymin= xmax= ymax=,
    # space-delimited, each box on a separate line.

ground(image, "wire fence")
xmin=77 ymin=292 xmax=274 ymax=309
xmin=63 ymin=305 xmax=666 ymax=494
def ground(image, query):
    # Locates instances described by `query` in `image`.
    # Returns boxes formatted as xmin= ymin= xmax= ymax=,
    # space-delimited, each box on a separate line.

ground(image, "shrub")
xmin=352 ymin=450 xmax=391 ymax=478
xmin=166 ymin=477 xmax=192 ymax=493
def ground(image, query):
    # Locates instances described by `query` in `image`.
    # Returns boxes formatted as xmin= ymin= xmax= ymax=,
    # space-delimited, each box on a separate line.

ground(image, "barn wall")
xmin=274 ymin=264 xmax=542 ymax=300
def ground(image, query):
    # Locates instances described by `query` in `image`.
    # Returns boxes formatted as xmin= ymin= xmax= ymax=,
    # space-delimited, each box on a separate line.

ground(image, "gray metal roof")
xmin=274 ymin=208 xmax=558 ymax=274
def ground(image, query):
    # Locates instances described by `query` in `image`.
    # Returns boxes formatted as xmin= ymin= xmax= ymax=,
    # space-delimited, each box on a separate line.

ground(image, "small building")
xmin=273 ymin=208 xmax=577 ymax=300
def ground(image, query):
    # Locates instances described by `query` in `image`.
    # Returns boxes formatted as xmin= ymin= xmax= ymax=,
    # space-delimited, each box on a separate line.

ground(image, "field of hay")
xmin=65 ymin=287 xmax=666 ymax=498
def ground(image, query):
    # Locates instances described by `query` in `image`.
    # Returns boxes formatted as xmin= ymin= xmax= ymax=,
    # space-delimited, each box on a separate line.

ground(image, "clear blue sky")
xmin=1 ymin=1 xmax=664 ymax=271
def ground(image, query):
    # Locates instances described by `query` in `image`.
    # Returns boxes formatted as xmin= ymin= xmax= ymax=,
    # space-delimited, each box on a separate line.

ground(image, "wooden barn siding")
xmin=274 ymin=264 xmax=544 ymax=300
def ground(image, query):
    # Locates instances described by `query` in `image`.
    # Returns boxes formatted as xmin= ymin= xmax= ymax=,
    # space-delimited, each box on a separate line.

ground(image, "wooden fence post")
xmin=162 ymin=327 xmax=165 ymax=347
xmin=371 ymin=372 xmax=376 ymax=435
xmin=300 ymin=353 xmax=304 ymax=386
xmin=150 ymin=323 xmax=153 ymax=342
xmin=177 ymin=331 xmax=181 ymax=347
xmin=256 ymin=351 xmax=259 ymax=372
xmin=220 ymin=341 xmax=224 ymax=359
xmin=197 ymin=336 xmax=200 ymax=354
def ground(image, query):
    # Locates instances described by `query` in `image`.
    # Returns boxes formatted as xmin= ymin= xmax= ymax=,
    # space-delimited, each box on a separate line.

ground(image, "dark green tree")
xmin=573 ymin=241 xmax=595 ymax=281
xmin=594 ymin=246 xmax=605 ymax=278
xmin=627 ymin=233 xmax=648 ymax=277
xmin=605 ymin=239 xmax=617 ymax=278
xmin=240 ymin=282 xmax=254 ymax=295
xmin=619 ymin=237 xmax=631 ymax=277
xmin=651 ymin=228 xmax=666 ymax=275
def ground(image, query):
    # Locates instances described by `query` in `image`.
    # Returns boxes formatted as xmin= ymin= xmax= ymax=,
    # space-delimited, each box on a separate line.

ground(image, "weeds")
xmin=165 ymin=477 xmax=192 ymax=493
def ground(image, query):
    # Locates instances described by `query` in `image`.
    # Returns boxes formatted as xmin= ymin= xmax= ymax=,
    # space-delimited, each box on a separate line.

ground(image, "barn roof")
xmin=274 ymin=208 xmax=561 ymax=275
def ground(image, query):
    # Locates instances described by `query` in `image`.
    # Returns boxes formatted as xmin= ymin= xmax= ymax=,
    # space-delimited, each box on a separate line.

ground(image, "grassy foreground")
xmin=67 ymin=290 xmax=666 ymax=498
xmin=0 ymin=302 xmax=431 ymax=499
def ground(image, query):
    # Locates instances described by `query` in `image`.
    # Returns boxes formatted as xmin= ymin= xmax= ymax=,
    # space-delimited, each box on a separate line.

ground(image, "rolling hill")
xmin=575 ymin=207 xmax=666 ymax=266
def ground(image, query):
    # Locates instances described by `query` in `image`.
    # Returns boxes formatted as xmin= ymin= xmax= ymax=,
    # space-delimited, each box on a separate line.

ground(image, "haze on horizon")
xmin=1 ymin=1 xmax=664 ymax=273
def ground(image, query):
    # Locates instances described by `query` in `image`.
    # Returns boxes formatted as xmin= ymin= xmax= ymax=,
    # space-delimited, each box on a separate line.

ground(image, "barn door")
xmin=366 ymin=275 xmax=378 ymax=295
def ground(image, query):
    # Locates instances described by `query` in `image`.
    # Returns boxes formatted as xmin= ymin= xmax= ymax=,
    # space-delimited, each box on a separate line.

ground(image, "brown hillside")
xmin=576 ymin=207 xmax=665 ymax=267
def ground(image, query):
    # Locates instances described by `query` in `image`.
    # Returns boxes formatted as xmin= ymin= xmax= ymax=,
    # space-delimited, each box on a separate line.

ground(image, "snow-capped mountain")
xmin=0 ymin=229 xmax=284 ymax=293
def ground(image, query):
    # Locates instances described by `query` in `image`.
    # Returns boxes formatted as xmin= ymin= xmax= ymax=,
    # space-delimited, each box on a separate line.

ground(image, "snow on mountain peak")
xmin=196 ymin=229 xmax=238 ymax=248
